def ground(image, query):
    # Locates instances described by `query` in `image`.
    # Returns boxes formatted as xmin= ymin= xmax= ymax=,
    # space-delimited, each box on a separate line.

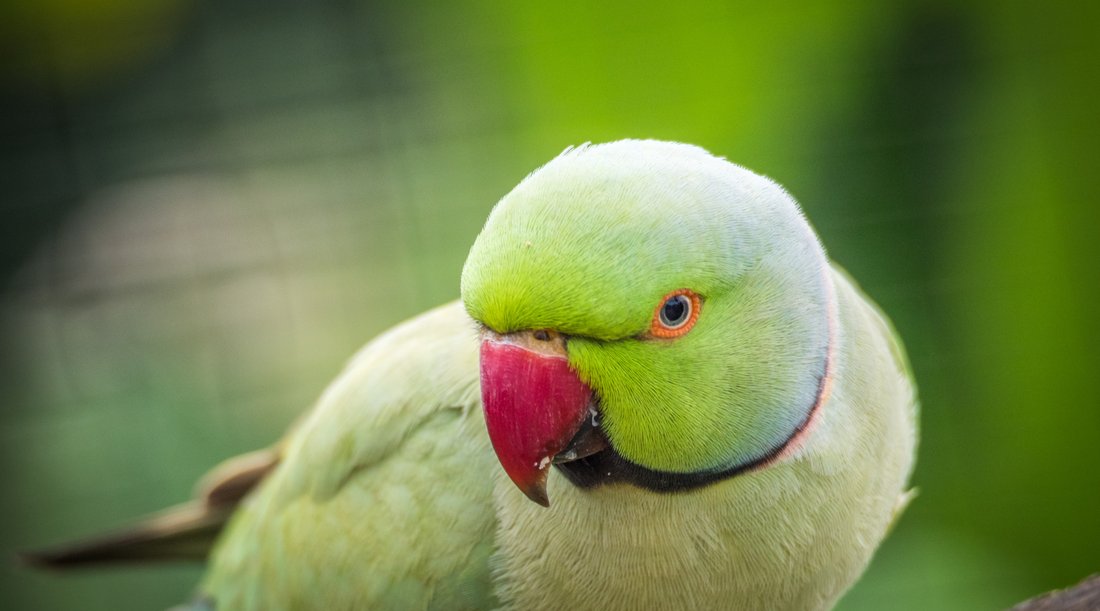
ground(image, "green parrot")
xmin=28 ymin=140 xmax=918 ymax=611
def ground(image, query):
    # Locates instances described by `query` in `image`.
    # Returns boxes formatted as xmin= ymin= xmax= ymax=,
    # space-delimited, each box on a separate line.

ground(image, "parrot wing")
xmin=26 ymin=301 xmax=499 ymax=611
xmin=198 ymin=300 xmax=500 ymax=611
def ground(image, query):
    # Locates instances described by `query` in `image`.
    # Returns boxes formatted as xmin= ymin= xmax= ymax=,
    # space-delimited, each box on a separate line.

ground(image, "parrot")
xmin=26 ymin=139 xmax=918 ymax=611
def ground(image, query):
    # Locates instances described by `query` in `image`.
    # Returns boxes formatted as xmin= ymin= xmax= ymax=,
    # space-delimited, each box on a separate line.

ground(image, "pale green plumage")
xmin=202 ymin=302 xmax=498 ymax=610
xmin=191 ymin=140 xmax=913 ymax=610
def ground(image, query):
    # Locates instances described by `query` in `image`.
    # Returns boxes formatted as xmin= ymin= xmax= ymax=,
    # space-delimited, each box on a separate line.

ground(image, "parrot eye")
xmin=649 ymin=289 xmax=701 ymax=338
xmin=660 ymin=296 xmax=690 ymax=327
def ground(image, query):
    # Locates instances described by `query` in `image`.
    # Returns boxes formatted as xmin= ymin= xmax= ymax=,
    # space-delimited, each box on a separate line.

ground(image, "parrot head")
xmin=461 ymin=140 xmax=836 ymax=506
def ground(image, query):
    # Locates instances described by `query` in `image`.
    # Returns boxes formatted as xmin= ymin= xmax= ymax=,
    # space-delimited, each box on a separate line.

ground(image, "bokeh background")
xmin=1 ymin=0 xmax=1097 ymax=609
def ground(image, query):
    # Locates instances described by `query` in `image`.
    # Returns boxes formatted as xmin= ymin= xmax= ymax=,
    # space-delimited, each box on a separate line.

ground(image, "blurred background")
xmin=0 ymin=0 xmax=1097 ymax=609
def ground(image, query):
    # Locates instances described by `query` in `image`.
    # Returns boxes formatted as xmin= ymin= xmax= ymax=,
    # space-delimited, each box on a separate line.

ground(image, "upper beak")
xmin=479 ymin=328 xmax=607 ymax=506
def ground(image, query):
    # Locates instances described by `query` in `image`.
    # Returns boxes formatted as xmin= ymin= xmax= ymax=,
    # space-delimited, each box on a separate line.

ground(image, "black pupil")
xmin=661 ymin=296 xmax=688 ymax=326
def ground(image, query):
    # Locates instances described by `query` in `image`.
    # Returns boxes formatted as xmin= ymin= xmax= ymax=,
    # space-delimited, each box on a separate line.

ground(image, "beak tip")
xmin=514 ymin=468 xmax=551 ymax=507
xmin=522 ymin=481 xmax=551 ymax=508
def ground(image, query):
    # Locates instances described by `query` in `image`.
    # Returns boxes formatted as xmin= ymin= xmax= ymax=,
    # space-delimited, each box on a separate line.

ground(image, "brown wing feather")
xmin=21 ymin=448 xmax=279 ymax=569
xmin=196 ymin=448 xmax=281 ymax=508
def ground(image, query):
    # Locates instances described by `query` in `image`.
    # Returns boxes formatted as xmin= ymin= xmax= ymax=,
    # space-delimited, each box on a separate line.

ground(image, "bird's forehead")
xmin=460 ymin=141 xmax=802 ymax=338
xmin=501 ymin=144 xmax=734 ymax=231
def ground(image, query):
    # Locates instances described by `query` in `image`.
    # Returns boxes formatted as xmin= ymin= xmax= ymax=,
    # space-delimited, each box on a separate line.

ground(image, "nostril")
xmin=533 ymin=329 xmax=550 ymax=342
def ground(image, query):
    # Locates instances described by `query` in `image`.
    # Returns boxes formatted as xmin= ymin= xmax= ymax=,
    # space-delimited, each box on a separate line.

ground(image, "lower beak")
xmin=479 ymin=329 xmax=603 ymax=506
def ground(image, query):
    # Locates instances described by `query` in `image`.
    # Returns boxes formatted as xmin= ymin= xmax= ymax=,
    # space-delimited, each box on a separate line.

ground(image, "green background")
xmin=1 ymin=0 xmax=1097 ymax=609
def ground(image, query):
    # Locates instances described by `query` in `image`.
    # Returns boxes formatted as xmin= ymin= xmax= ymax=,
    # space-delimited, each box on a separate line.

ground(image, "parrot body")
xmin=28 ymin=140 xmax=917 ymax=611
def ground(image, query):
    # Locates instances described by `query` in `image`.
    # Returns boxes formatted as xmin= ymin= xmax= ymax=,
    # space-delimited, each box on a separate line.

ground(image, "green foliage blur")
xmin=1 ymin=0 xmax=1097 ymax=609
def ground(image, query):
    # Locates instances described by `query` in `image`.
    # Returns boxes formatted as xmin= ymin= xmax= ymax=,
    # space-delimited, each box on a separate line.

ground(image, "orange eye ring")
xmin=648 ymin=289 xmax=701 ymax=338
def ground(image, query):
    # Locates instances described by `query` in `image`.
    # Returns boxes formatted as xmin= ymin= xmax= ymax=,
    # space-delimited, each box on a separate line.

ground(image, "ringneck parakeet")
xmin=28 ymin=140 xmax=918 ymax=611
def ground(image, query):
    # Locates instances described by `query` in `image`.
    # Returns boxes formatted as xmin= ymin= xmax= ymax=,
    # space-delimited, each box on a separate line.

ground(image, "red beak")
xmin=480 ymin=329 xmax=594 ymax=507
